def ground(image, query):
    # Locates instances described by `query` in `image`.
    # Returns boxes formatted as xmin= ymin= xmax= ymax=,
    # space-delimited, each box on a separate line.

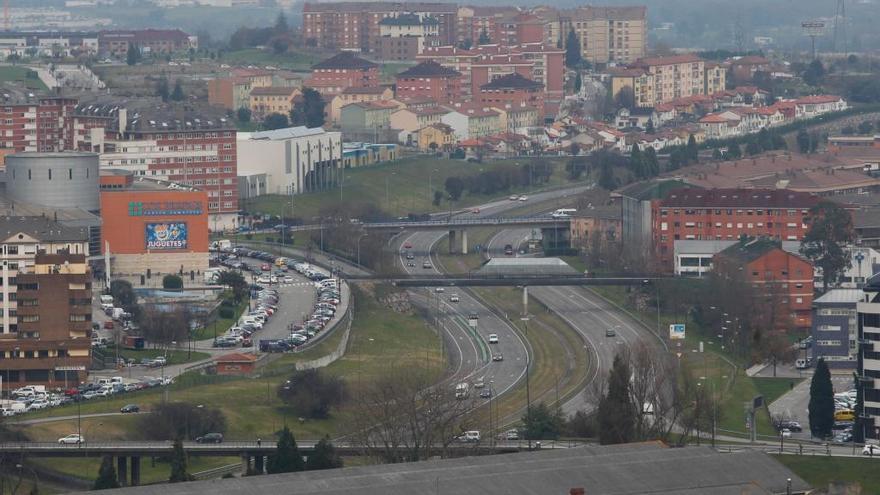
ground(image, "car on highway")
xmin=58 ymin=434 xmax=84 ymax=444
xmin=780 ymin=428 xmax=792 ymax=438
xmin=504 ymin=244 xmax=514 ymax=256
xmin=492 ymin=353 xmax=503 ymax=362
xmin=449 ymin=294 xmax=460 ymax=303
xmin=480 ymin=389 xmax=492 ymax=398
xmin=473 ymin=379 xmax=485 ymax=389
xmin=776 ymin=420 xmax=802 ymax=432
xmin=605 ymin=328 xmax=616 ymax=337
xmin=406 ymin=253 xmax=415 ymax=260
xmin=508 ymin=195 xmax=518 ymax=201
xmin=863 ymin=444 xmax=880 ymax=455
xmin=488 ymin=334 xmax=498 ymax=344
xmin=195 ymin=433 xmax=224 ymax=444
xmin=120 ymin=404 xmax=140 ymax=413
xmin=422 ymin=260 xmax=432 ymax=269
xmin=403 ymin=242 xmax=413 ymax=249
xmin=406 ymin=261 xmax=415 ymax=267
xmin=458 ymin=431 xmax=481 ymax=443
xmin=471 ymin=208 xmax=480 ymax=214
xmin=518 ymin=195 xmax=528 ymax=201
xmin=435 ymin=287 xmax=445 ymax=293
xmin=504 ymin=429 xmax=519 ymax=441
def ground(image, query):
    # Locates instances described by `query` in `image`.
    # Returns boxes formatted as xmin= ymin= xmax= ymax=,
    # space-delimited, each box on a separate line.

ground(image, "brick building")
xmin=478 ymin=72 xmax=544 ymax=115
xmin=551 ymin=6 xmax=647 ymax=65
xmin=611 ymin=54 xmax=707 ymax=108
xmin=378 ymin=13 xmax=440 ymax=60
xmin=2 ymin=252 xmax=92 ymax=388
xmin=248 ymin=86 xmax=299 ymax=119
xmin=302 ymin=2 xmax=457 ymax=53
xmin=395 ymin=61 xmax=462 ymax=104
xmin=99 ymin=29 xmax=195 ymax=57
xmin=306 ymin=52 xmax=380 ymax=97
xmin=714 ymin=238 xmax=814 ymax=329
xmin=652 ymin=188 xmax=821 ymax=271
xmin=0 ymin=96 xmax=78 ymax=153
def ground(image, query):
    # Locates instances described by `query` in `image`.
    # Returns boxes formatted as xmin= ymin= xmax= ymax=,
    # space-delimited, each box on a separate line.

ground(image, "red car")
xmin=260 ymin=264 xmax=271 ymax=271
xmin=104 ymin=321 xmax=114 ymax=329
xmin=403 ymin=242 xmax=413 ymax=249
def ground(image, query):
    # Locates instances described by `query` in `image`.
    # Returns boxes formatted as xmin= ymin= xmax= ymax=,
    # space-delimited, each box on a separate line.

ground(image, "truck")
xmin=211 ymin=239 xmax=232 ymax=251
xmin=111 ymin=307 xmax=124 ymax=321
xmin=204 ymin=268 xmax=223 ymax=284
xmin=123 ymin=335 xmax=145 ymax=350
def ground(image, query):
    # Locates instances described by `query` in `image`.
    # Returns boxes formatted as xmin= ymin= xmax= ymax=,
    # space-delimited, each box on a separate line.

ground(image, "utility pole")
xmin=521 ymin=316 xmax=531 ymax=450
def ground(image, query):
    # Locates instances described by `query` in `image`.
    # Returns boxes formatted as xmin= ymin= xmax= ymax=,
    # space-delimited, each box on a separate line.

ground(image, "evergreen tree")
xmin=629 ymin=146 xmax=644 ymax=178
xmin=290 ymin=87 xmax=326 ymax=128
xmin=263 ymin=112 xmax=289 ymax=130
xmin=757 ymin=128 xmax=773 ymax=151
xmin=522 ymin=402 xmax=563 ymax=440
xmin=712 ymin=148 xmax=723 ymax=160
xmin=478 ymin=29 xmax=491 ymax=45
xmin=93 ymin=456 xmax=120 ymax=490
xmin=274 ymin=12 xmax=289 ymax=34
xmin=305 ymin=436 xmax=343 ymax=470
xmin=171 ymin=79 xmax=185 ymax=101
xmin=643 ymin=147 xmax=659 ymax=176
xmin=727 ymin=143 xmax=742 ymax=159
xmin=808 ymin=359 xmax=835 ymax=438
xmin=597 ymin=160 xmax=616 ymax=190
xmin=745 ymin=139 xmax=761 ymax=156
xmin=573 ymin=72 xmax=582 ymax=94
xmin=169 ymin=438 xmax=190 ymax=482
xmin=645 ymin=118 xmax=655 ymax=134
xmin=796 ymin=128 xmax=811 ymax=154
xmin=268 ymin=426 xmax=305 ymax=474
xmin=564 ymin=28 xmax=582 ymax=68
xmin=686 ymin=134 xmax=698 ymax=163
xmin=809 ymin=131 xmax=820 ymax=153
xmin=597 ymin=354 xmax=636 ymax=444
xmin=800 ymin=200 xmax=854 ymax=292
xmin=126 ymin=45 xmax=140 ymax=66
xmin=237 ymin=107 xmax=252 ymax=123
xmin=157 ymin=77 xmax=170 ymax=102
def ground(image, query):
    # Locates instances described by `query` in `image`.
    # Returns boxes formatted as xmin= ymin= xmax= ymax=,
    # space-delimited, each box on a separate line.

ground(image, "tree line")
xmin=443 ymin=162 xmax=553 ymax=201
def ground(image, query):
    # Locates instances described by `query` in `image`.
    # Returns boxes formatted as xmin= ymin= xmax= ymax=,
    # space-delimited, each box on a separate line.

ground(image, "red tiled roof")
xmin=397 ymin=61 xmax=462 ymax=78
xmin=480 ymin=72 xmax=542 ymax=90
xmin=698 ymin=114 xmax=730 ymax=124
xmin=795 ymin=95 xmax=843 ymax=104
xmin=660 ymin=188 xmax=821 ymax=208
xmin=215 ymin=353 xmax=258 ymax=363
xmin=634 ymin=54 xmax=702 ymax=67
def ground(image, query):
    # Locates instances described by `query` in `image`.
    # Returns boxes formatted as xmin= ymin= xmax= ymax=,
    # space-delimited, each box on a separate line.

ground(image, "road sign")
xmin=669 ymin=324 xmax=686 ymax=340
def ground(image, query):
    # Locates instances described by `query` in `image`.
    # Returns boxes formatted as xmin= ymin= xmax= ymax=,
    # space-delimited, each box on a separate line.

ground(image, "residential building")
xmin=812 ymin=289 xmax=862 ymax=369
xmin=443 ymin=104 xmax=502 ymax=139
xmin=416 ymin=122 xmax=455 ymax=151
xmin=98 ymin=29 xmax=195 ymax=57
xmin=306 ymin=52 xmax=380 ymax=97
xmin=87 ymin=115 xmax=238 ymax=230
xmin=728 ymin=56 xmax=771 ymax=85
xmin=478 ymin=72 xmax=544 ymax=116
xmin=248 ymin=86 xmax=299 ymax=119
xmin=456 ymin=6 xmax=519 ymax=46
xmin=378 ymin=13 xmax=440 ymax=60
xmin=341 ymin=142 xmax=398 ymax=168
xmin=568 ymin=205 xmax=622 ymax=250
xmin=208 ymin=77 xmax=254 ymax=111
xmin=99 ymin=170 xmax=209 ymax=276
xmin=494 ymin=105 xmax=541 ymax=134
xmin=612 ymin=54 xmax=707 ymax=108
xmin=395 ymin=61 xmax=462 ymax=104
xmin=340 ymin=101 xmax=400 ymax=142
xmin=329 ymin=87 xmax=395 ymax=125
xmin=0 ymin=96 xmax=78 ymax=153
xmin=704 ymin=62 xmax=727 ymax=95
xmin=795 ymin=95 xmax=848 ymax=120
xmin=614 ymin=179 xmax=689 ymax=255
xmin=301 ymin=2 xmax=457 ymax=53
xmin=236 ymin=126 xmax=341 ymax=197
xmin=554 ymin=6 xmax=647 ymax=65
xmin=713 ymin=238 xmax=814 ymax=329
xmin=652 ymin=188 xmax=821 ymax=271
xmin=856 ymin=274 xmax=880 ymax=440
xmin=1 ymin=251 xmax=92 ymax=388
xmin=390 ymin=106 xmax=448 ymax=143
xmin=673 ymin=239 xmax=799 ymax=277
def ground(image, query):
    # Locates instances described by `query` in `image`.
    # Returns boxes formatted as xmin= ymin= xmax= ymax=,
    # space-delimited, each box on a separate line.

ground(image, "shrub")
xmin=162 ymin=275 xmax=184 ymax=290
xmin=218 ymin=307 xmax=235 ymax=319
xmin=139 ymin=402 xmax=226 ymax=441
xmin=277 ymin=369 xmax=347 ymax=419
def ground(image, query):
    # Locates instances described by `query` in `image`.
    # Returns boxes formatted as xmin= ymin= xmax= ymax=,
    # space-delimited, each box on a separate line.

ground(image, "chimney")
xmin=570 ymin=489 xmax=585 ymax=495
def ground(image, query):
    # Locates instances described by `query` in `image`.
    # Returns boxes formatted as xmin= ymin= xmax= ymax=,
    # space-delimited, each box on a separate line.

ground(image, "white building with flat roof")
xmin=236 ymin=126 xmax=342 ymax=196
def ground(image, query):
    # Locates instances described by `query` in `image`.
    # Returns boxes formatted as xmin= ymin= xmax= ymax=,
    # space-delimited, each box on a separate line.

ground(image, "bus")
xmin=551 ymin=208 xmax=577 ymax=218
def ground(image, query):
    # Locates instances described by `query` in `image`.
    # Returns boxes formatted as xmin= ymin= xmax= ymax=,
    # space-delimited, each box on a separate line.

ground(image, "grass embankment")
xmin=109 ymin=346 xmax=211 ymax=366
xmin=16 ymin=285 xmax=441 ymax=481
xmin=435 ymin=227 xmax=499 ymax=273
xmin=0 ymin=66 xmax=47 ymax=90
xmin=222 ymin=48 xmax=320 ymax=72
xmin=245 ymin=156 xmax=584 ymax=220
xmin=589 ymin=285 xmax=802 ymax=438
xmin=775 ymin=455 xmax=880 ymax=493
xmin=472 ymin=288 xmax=591 ymax=428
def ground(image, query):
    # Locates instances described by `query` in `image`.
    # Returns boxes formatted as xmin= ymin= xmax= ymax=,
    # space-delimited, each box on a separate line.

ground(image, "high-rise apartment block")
xmin=549 ymin=6 xmax=647 ymax=65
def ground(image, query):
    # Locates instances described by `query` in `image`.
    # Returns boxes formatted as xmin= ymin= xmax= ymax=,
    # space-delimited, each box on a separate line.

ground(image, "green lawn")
xmin=0 ymin=65 xmax=47 ymax=90
xmin=246 ymin=156 xmax=585 ymax=221
xmin=109 ymin=346 xmax=211 ymax=366
xmin=222 ymin=48 xmax=322 ymax=72
xmin=755 ymin=377 xmax=803 ymax=406
xmin=15 ymin=286 xmax=441 ymax=442
xmin=775 ymin=455 xmax=880 ymax=493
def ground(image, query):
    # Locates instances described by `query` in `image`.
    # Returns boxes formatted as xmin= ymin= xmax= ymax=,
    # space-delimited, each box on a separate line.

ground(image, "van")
xmin=96 ymin=377 xmax=112 ymax=387
xmin=100 ymin=295 xmax=114 ymax=305
xmin=835 ymin=410 xmax=855 ymax=421
xmin=795 ymin=358 xmax=811 ymax=369
xmin=455 ymin=382 xmax=469 ymax=399
xmin=459 ymin=431 xmax=481 ymax=443
xmin=110 ymin=376 xmax=124 ymax=385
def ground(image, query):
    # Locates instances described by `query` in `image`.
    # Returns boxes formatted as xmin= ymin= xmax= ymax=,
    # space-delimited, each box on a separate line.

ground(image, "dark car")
xmin=120 ymin=404 xmax=140 ymax=414
xmin=195 ymin=433 xmax=224 ymax=444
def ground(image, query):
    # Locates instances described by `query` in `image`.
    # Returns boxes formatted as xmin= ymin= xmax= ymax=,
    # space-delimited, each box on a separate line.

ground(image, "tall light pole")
xmin=356 ymin=233 xmax=368 ymax=267
xmin=521 ymin=315 xmax=531 ymax=450
xmin=428 ymin=168 xmax=439 ymax=202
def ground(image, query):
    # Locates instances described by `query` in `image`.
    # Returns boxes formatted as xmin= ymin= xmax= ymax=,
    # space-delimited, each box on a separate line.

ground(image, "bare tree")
xmin=138 ymin=305 xmax=192 ymax=347
xmin=349 ymin=366 xmax=473 ymax=463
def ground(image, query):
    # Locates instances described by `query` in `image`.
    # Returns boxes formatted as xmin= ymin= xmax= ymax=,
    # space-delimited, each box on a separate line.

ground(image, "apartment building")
xmin=306 ymin=52 xmax=380 ymax=97
xmin=248 ymin=86 xmax=299 ymax=119
xmin=478 ymin=73 xmax=544 ymax=116
xmin=652 ymin=188 xmax=821 ymax=271
xmin=0 ymin=96 xmax=79 ymax=153
xmin=98 ymin=29 xmax=195 ymax=56
xmin=329 ymin=86 xmax=395 ymax=125
xmin=714 ymin=238 xmax=814 ymax=329
xmin=857 ymin=275 xmax=880 ymax=440
xmin=704 ymin=61 xmax=727 ymax=96
xmin=395 ymin=61 xmax=462 ymax=104
xmin=378 ymin=13 xmax=440 ymax=60
xmin=302 ymin=2 xmax=457 ymax=53
xmin=0 ymin=226 xmax=91 ymax=387
xmin=553 ymin=6 xmax=647 ymax=65
xmin=611 ymin=54 xmax=712 ymax=107
xmin=811 ymin=289 xmax=862 ymax=370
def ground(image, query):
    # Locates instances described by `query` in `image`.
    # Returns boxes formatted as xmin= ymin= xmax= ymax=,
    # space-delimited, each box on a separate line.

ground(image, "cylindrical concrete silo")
xmin=6 ymin=152 xmax=100 ymax=211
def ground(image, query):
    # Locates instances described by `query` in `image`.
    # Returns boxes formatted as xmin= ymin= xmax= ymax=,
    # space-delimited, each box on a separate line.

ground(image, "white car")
xmin=58 ymin=434 xmax=84 ymax=444
xmin=488 ymin=334 xmax=499 ymax=344
xmin=518 ymin=195 xmax=528 ymax=201
xmin=863 ymin=444 xmax=880 ymax=455
xmin=434 ymin=287 xmax=445 ymax=293
xmin=450 ymin=294 xmax=460 ymax=303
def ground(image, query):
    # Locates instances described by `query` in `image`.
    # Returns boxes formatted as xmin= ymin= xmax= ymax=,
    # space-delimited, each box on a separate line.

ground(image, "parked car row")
xmin=215 ymin=287 xmax=279 ymax=348
xmin=264 ymin=278 xmax=340 ymax=353
xmin=3 ymin=376 xmax=169 ymax=417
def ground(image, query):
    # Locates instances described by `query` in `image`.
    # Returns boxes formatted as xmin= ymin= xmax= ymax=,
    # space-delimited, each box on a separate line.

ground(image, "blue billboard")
xmin=145 ymin=223 xmax=188 ymax=250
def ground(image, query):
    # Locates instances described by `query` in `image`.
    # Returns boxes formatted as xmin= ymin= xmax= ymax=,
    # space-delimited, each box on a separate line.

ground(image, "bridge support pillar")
xmin=117 ymin=456 xmax=128 ymax=486
xmin=254 ymin=454 xmax=265 ymax=474
xmin=522 ymin=286 xmax=528 ymax=316
xmin=461 ymin=229 xmax=468 ymax=254
xmin=130 ymin=456 xmax=141 ymax=486
xmin=448 ymin=230 xmax=456 ymax=254
xmin=241 ymin=454 xmax=251 ymax=474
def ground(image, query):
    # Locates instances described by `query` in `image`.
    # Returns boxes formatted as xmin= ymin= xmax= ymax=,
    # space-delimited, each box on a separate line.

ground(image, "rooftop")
xmin=0 ymin=215 xmax=89 ymax=243
xmin=615 ymin=179 xmax=692 ymax=201
xmin=480 ymin=72 xmax=543 ymax=91
xmin=378 ymin=13 xmax=439 ymax=26
xmin=249 ymin=87 xmax=298 ymax=96
xmin=245 ymin=126 xmax=330 ymax=141
xmin=716 ymin=237 xmax=789 ymax=265
xmin=477 ymin=257 xmax=579 ymax=277
xmin=634 ymin=54 xmax=703 ymax=67
xmin=660 ymin=188 xmax=820 ymax=209
xmin=814 ymin=288 xmax=865 ymax=305
xmin=396 ymin=60 xmax=462 ymax=78
xmin=312 ymin=51 xmax=379 ymax=71
xmin=85 ymin=443 xmax=809 ymax=495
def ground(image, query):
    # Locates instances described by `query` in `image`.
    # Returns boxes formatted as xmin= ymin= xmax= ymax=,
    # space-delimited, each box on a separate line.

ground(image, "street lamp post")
xmin=428 ymin=168 xmax=439 ymax=203
xmin=356 ymin=233 xmax=368 ymax=266
xmin=521 ymin=315 xmax=531 ymax=450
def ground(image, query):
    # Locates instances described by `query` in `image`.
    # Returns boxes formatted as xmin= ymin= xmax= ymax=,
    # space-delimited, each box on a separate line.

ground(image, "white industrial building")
xmin=236 ymin=126 xmax=342 ymax=198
